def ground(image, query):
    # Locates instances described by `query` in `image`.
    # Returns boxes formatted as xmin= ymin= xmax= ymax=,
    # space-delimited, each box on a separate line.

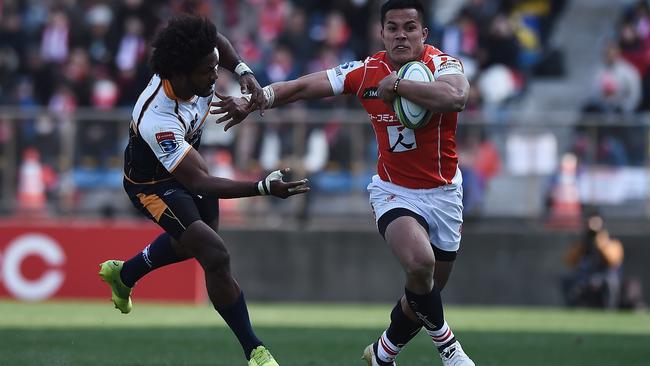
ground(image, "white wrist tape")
xmin=235 ymin=62 xmax=253 ymax=77
xmin=257 ymin=169 xmax=283 ymax=195
xmin=262 ymin=85 xmax=275 ymax=108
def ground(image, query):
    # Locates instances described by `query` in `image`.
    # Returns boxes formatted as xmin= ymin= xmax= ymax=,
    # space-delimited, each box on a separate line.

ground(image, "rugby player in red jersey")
xmin=213 ymin=1 xmax=474 ymax=364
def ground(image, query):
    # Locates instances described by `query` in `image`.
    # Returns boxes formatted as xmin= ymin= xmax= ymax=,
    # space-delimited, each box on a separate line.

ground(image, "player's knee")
xmin=201 ymin=245 xmax=231 ymax=274
xmin=405 ymin=257 xmax=435 ymax=283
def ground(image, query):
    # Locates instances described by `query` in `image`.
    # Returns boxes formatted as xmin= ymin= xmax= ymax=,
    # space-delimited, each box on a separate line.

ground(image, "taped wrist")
xmin=235 ymin=62 xmax=253 ymax=77
xmin=257 ymin=170 xmax=283 ymax=195
xmin=257 ymin=180 xmax=269 ymax=195
xmin=262 ymin=85 xmax=275 ymax=109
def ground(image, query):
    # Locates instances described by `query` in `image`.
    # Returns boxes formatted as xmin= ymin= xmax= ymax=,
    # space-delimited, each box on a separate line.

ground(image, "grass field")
xmin=1 ymin=301 xmax=649 ymax=366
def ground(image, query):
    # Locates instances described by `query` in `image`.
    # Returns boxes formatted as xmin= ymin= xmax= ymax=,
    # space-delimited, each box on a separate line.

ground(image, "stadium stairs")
xmin=480 ymin=0 xmax=624 ymax=219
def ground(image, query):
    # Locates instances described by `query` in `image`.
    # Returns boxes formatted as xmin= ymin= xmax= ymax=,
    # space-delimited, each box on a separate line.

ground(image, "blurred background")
xmin=0 ymin=0 xmax=649 ymax=309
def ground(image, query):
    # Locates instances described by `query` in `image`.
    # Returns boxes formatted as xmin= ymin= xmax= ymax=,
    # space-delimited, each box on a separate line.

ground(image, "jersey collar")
xmin=162 ymin=79 xmax=196 ymax=103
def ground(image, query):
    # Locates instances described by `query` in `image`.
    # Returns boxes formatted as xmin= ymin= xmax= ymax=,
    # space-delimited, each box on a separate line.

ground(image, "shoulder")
xmin=332 ymin=59 xmax=367 ymax=77
xmin=422 ymin=46 xmax=464 ymax=78
xmin=370 ymin=50 xmax=388 ymax=61
xmin=138 ymin=101 xmax=184 ymax=136
xmin=424 ymin=45 xmax=444 ymax=57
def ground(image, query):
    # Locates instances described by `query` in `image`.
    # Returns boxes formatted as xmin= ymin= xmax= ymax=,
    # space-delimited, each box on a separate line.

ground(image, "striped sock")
xmin=425 ymin=321 xmax=456 ymax=351
xmin=376 ymin=330 xmax=401 ymax=363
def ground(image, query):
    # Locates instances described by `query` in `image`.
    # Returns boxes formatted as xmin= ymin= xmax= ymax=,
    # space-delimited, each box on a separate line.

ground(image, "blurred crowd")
xmin=573 ymin=0 xmax=650 ymax=167
xmin=0 ymin=0 xmax=565 ymax=217
xmin=0 ymin=0 xmax=566 ymax=112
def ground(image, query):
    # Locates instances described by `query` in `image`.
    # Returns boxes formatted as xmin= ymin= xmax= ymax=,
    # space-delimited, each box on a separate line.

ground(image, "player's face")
xmin=188 ymin=49 xmax=219 ymax=97
xmin=381 ymin=9 xmax=428 ymax=67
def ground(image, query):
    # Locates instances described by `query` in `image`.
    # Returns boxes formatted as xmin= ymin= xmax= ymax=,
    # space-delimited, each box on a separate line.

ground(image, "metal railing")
xmin=1 ymin=106 xmax=649 ymax=223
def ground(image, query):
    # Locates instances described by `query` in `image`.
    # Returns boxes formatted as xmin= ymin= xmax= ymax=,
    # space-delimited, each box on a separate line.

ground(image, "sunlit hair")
xmin=150 ymin=14 xmax=217 ymax=78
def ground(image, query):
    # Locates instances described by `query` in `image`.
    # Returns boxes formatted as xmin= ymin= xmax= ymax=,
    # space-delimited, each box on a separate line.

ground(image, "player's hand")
xmin=210 ymin=91 xmax=253 ymax=131
xmin=257 ymin=168 xmax=310 ymax=199
xmin=239 ymin=74 xmax=266 ymax=117
xmin=377 ymin=71 xmax=399 ymax=107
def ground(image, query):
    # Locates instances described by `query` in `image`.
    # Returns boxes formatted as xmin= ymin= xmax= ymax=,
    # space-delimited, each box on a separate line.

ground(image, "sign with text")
xmin=0 ymin=221 xmax=205 ymax=303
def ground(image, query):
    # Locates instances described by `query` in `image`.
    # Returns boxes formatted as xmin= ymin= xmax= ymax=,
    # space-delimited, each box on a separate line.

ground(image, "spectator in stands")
xmin=260 ymin=44 xmax=300 ymax=86
xmin=258 ymin=0 xmax=289 ymax=43
xmin=276 ymin=7 xmax=312 ymax=72
xmin=83 ymin=3 xmax=114 ymax=67
xmin=562 ymin=210 xmax=624 ymax=309
xmin=577 ymin=41 xmax=642 ymax=166
xmin=586 ymin=40 xmax=641 ymax=114
xmin=441 ymin=9 xmax=479 ymax=80
xmin=463 ymin=0 xmax=499 ymax=31
xmin=40 ymin=9 xmax=71 ymax=64
xmin=457 ymin=128 xmax=501 ymax=217
xmin=61 ymin=48 xmax=94 ymax=106
xmin=481 ymin=13 xmax=521 ymax=69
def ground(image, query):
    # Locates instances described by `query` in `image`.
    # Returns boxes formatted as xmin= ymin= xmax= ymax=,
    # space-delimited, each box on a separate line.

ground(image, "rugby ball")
xmin=393 ymin=61 xmax=434 ymax=129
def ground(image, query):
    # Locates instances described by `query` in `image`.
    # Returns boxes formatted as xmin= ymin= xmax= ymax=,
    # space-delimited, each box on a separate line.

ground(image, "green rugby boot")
xmin=98 ymin=260 xmax=132 ymax=314
xmin=248 ymin=346 xmax=279 ymax=366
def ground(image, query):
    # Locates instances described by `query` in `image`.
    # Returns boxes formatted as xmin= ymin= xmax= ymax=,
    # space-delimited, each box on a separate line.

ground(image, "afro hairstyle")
xmin=150 ymin=14 xmax=218 ymax=79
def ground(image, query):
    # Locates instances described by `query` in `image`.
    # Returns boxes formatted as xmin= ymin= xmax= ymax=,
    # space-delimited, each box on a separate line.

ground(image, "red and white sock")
xmin=377 ymin=330 xmax=401 ymax=363
xmin=426 ymin=321 xmax=455 ymax=349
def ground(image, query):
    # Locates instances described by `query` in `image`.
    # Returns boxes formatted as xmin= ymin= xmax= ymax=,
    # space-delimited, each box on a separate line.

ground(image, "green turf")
xmin=0 ymin=301 xmax=648 ymax=365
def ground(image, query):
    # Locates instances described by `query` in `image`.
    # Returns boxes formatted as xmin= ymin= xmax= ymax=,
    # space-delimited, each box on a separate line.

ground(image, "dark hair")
xmin=380 ymin=0 xmax=426 ymax=26
xmin=150 ymin=15 xmax=217 ymax=78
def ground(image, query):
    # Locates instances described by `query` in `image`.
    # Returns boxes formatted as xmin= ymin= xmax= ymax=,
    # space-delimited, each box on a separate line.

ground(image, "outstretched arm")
xmin=270 ymin=71 xmax=335 ymax=107
xmin=210 ymin=71 xmax=335 ymax=130
xmin=172 ymin=147 xmax=309 ymax=199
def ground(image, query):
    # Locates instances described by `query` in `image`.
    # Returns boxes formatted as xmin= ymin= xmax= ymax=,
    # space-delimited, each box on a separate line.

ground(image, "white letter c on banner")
xmin=2 ymin=234 xmax=65 ymax=301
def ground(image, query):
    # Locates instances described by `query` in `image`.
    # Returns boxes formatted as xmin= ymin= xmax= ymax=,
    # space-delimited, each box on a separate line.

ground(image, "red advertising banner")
xmin=0 ymin=220 xmax=205 ymax=303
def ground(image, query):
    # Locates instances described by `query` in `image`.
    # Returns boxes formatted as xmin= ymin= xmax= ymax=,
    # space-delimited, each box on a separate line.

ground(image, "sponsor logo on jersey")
xmin=387 ymin=125 xmax=417 ymax=152
xmin=340 ymin=61 xmax=357 ymax=70
xmin=335 ymin=61 xmax=362 ymax=77
xmin=369 ymin=113 xmax=399 ymax=123
xmin=155 ymin=131 xmax=179 ymax=153
xmin=434 ymin=55 xmax=463 ymax=74
xmin=362 ymin=87 xmax=379 ymax=99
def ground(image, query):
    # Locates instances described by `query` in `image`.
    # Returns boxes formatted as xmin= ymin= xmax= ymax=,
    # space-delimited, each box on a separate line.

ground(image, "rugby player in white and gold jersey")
xmin=98 ymin=14 xmax=308 ymax=366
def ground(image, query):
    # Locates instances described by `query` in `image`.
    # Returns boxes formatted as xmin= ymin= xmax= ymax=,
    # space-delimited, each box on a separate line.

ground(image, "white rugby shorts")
xmin=367 ymin=171 xmax=463 ymax=252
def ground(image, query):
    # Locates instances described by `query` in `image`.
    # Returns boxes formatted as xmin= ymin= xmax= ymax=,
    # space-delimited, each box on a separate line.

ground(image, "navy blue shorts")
xmin=124 ymin=179 xmax=219 ymax=240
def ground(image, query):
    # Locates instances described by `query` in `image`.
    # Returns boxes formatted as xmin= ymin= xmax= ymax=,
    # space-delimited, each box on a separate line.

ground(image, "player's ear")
xmin=422 ymin=27 xmax=428 ymax=41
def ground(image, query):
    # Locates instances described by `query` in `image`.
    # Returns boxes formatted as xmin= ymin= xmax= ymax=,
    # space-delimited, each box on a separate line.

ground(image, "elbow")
xmin=432 ymin=88 xmax=467 ymax=112
xmin=451 ymin=89 xmax=468 ymax=112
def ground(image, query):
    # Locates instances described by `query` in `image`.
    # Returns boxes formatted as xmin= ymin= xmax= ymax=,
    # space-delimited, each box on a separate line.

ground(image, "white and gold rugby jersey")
xmin=124 ymin=74 xmax=213 ymax=184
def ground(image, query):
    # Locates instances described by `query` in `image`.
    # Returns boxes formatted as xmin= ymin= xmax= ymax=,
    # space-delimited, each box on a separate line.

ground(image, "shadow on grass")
xmin=2 ymin=327 xmax=649 ymax=366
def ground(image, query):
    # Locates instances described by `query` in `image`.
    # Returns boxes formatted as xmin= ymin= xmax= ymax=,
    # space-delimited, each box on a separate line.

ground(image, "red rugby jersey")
xmin=326 ymin=45 xmax=464 ymax=189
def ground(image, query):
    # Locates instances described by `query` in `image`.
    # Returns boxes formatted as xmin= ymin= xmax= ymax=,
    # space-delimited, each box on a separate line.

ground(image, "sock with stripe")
xmin=376 ymin=299 xmax=423 ymax=363
xmin=404 ymin=286 xmax=456 ymax=351
xmin=120 ymin=233 xmax=184 ymax=287
xmin=216 ymin=291 xmax=263 ymax=360
xmin=426 ymin=320 xmax=456 ymax=351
